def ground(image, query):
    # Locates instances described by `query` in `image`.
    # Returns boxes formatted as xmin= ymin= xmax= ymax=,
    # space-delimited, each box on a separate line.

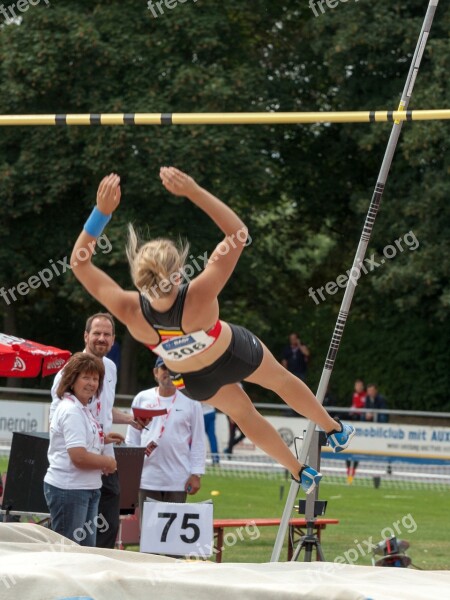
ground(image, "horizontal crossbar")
xmin=0 ymin=110 xmax=449 ymax=126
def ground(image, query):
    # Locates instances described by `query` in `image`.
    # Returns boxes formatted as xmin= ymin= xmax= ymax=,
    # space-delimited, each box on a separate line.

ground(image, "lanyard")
xmin=65 ymin=393 xmax=104 ymax=452
xmin=88 ymin=395 xmax=102 ymax=419
xmin=152 ymin=390 xmax=177 ymax=444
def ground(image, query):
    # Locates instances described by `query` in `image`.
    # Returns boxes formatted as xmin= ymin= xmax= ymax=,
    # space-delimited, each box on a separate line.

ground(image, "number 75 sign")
xmin=140 ymin=501 xmax=214 ymax=557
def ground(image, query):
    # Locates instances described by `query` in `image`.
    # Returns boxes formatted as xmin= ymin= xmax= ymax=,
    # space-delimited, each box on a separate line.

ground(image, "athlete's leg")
xmin=206 ymin=384 xmax=303 ymax=479
xmin=245 ymin=342 xmax=339 ymax=434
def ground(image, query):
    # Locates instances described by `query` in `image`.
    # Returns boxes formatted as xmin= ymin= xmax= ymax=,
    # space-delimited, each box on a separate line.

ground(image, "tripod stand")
xmin=290 ymin=523 xmax=325 ymax=562
xmin=290 ymin=430 xmax=327 ymax=562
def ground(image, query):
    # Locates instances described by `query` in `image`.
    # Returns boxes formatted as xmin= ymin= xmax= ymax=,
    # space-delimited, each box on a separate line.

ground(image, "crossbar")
xmin=0 ymin=110 xmax=449 ymax=126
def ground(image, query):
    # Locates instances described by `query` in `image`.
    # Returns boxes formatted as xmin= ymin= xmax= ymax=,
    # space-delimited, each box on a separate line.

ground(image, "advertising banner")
xmin=215 ymin=414 xmax=450 ymax=464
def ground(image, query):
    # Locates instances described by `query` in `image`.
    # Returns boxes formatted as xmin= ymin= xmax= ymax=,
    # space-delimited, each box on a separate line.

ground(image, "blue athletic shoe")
xmin=297 ymin=465 xmax=322 ymax=495
xmin=327 ymin=419 xmax=355 ymax=453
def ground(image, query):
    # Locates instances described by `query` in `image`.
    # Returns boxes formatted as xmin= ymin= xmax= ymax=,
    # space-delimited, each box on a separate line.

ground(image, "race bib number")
xmin=140 ymin=501 xmax=213 ymax=557
xmin=154 ymin=330 xmax=215 ymax=362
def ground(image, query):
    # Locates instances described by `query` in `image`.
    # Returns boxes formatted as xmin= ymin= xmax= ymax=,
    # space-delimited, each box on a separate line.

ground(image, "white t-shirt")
xmin=44 ymin=394 xmax=104 ymax=490
xmin=50 ymin=356 xmax=117 ymax=457
xmin=125 ymin=388 xmax=206 ymax=491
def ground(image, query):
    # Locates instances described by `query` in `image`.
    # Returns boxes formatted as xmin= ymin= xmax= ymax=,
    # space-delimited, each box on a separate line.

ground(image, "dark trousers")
xmin=138 ymin=489 xmax=187 ymax=518
xmin=96 ymin=471 xmax=120 ymax=549
xmin=138 ymin=489 xmax=187 ymax=528
xmin=203 ymin=412 xmax=219 ymax=463
xmin=226 ymin=422 xmax=245 ymax=453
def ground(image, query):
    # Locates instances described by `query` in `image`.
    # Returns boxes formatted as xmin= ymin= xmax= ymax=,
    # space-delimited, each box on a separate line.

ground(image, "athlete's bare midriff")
xmin=164 ymin=320 xmax=232 ymax=373
xmin=127 ymin=291 xmax=233 ymax=374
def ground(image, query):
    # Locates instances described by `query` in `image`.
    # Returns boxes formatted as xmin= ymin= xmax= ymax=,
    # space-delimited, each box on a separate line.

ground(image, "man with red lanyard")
xmin=125 ymin=356 xmax=206 ymax=513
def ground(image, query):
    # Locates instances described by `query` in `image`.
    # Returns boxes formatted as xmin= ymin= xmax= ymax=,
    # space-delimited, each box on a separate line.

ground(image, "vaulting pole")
xmin=270 ymin=0 xmax=440 ymax=563
xmin=0 ymin=109 xmax=449 ymax=127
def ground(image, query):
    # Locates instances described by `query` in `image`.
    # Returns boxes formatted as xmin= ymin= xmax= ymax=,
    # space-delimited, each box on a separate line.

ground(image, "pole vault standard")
xmin=0 ymin=109 xmax=449 ymax=126
xmin=270 ymin=0 xmax=439 ymax=563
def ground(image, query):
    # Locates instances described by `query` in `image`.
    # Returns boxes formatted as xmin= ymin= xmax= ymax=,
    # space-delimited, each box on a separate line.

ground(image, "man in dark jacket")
xmin=281 ymin=333 xmax=310 ymax=382
xmin=365 ymin=384 xmax=388 ymax=423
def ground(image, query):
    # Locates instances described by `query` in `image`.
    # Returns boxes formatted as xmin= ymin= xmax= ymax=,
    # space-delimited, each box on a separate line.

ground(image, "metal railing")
xmin=0 ymin=387 xmax=449 ymax=419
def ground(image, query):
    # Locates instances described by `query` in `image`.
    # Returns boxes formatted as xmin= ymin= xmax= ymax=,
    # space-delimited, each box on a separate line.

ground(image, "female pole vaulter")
xmin=70 ymin=168 xmax=355 ymax=494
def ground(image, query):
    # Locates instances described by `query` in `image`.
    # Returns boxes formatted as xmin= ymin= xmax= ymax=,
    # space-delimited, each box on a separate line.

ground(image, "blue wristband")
xmin=84 ymin=206 xmax=111 ymax=237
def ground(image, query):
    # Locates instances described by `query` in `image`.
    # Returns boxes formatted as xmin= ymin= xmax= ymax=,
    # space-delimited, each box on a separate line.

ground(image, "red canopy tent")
xmin=0 ymin=333 xmax=71 ymax=378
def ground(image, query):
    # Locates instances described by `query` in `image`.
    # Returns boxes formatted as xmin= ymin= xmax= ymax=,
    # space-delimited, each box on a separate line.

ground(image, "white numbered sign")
xmin=140 ymin=501 xmax=213 ymax=557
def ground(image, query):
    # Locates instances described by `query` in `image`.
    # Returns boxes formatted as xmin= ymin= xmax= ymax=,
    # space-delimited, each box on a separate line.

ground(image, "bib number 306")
xmin=167 ymin=341 xmax=206 ymax=361
xmin=155 ymin=330 xmax=215 ymax=362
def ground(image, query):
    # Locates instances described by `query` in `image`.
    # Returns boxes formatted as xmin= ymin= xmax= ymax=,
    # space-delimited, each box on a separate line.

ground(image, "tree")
xmin=0 ymin=1 xmax=448 ymax=408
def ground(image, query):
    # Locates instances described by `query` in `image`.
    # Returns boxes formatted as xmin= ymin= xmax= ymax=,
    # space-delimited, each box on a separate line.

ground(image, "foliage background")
xmin=0 ymin=0 xmax=448 ymax=409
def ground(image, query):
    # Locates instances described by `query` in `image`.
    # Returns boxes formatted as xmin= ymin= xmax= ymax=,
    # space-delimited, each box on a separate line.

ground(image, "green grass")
xmin=189 ymin=473 xmax=450 ymax=569
xmin=2 ymin=457 xmax=448 ymax=569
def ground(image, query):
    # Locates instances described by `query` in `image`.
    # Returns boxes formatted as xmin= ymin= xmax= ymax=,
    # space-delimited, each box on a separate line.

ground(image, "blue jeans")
xmin=203 ymin=412 xmax=219 ymax=463
xmin=44 ymin=482 xmax=101 ymax=547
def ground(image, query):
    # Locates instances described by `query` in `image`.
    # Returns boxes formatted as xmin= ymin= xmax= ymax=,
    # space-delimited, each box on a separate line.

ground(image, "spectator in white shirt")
xmin=126 ymin=356 xmax=206 ymax=517
xmin=44 ymin=353 xmax=122 ymax=546
xmin=50 ymin=312 xmax=141 ymax=548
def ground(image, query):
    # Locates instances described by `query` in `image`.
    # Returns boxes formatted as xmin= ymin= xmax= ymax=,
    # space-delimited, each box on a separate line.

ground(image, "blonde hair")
xmin=126 ymin=224 xmax=190 ymax=299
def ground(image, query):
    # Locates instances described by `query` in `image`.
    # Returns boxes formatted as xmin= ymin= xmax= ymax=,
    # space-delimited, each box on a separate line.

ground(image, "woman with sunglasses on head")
xmin=70 ymin=168 xmax=355 ymax=494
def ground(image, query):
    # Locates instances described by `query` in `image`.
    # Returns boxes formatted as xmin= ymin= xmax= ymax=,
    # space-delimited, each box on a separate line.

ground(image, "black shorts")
xmin=171 ymin=323 xmax=264 ymax=401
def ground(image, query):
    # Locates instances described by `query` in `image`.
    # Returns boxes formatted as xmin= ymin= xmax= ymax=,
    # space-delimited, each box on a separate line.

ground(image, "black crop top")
xmin=139 ymin=283 xmax=190 ymax=348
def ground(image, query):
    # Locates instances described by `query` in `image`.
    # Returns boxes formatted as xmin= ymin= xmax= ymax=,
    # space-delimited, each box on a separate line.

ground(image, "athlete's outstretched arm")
xmin=70 ymin=173 xmax=137 ymax=323
xmin=160 ymin=167 xmax=249 ymax=298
